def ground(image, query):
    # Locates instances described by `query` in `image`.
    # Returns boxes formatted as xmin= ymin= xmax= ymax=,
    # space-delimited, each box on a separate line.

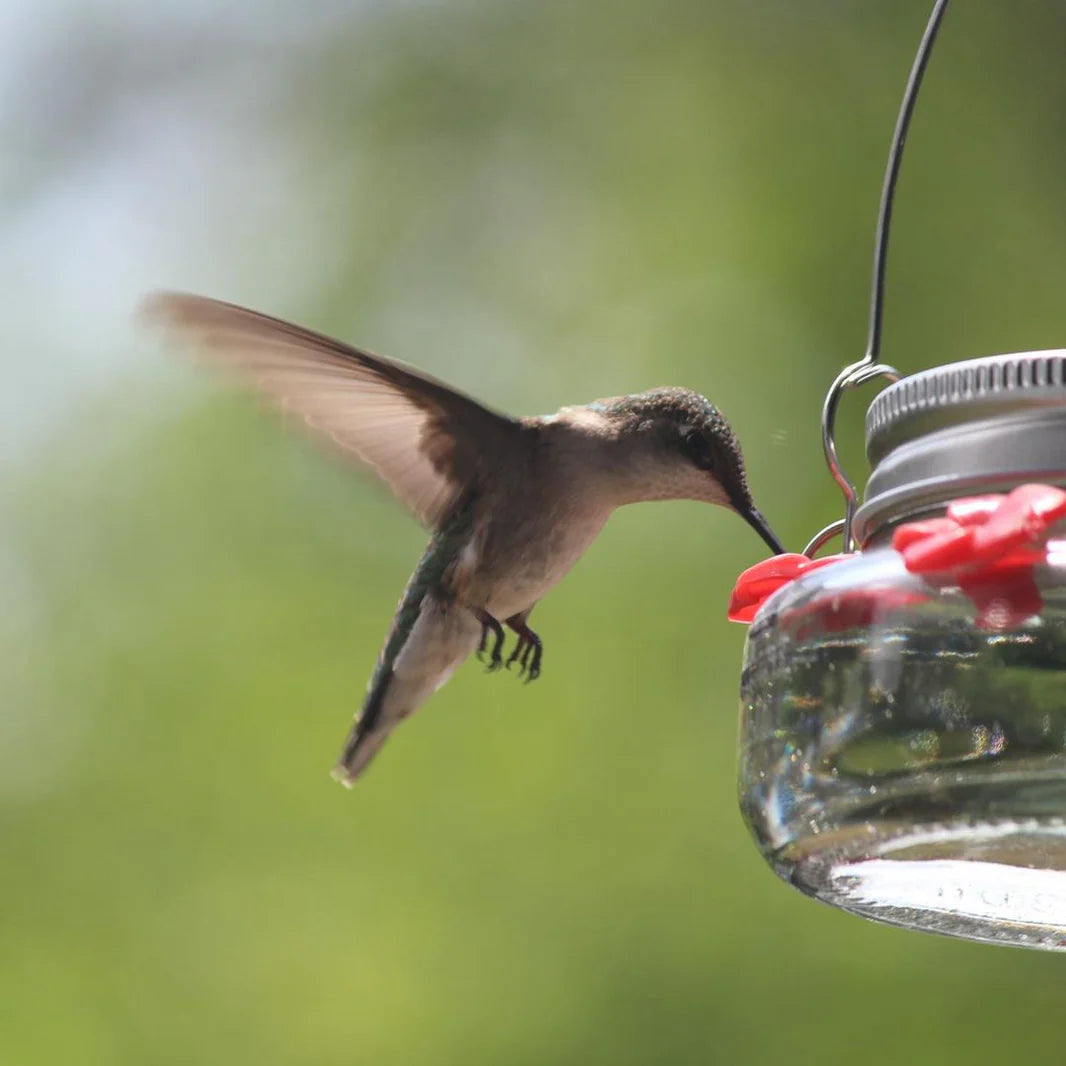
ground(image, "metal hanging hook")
xmin=812 ymin=0 xmax=951 ymax=556
xmin=817 ymin=360 xmax=901 ymax=555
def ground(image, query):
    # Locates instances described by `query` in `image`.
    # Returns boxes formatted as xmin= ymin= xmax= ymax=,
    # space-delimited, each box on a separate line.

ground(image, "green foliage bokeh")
xmin=5 ymin=1 xmax=1066 ymax=1063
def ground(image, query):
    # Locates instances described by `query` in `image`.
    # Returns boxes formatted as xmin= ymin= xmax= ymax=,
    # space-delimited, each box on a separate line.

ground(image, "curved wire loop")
xmin=819 ymin=360 xmax=901 ymax=554
xmin=811 ymin=0 xmax=950 ymax=557
xmin=802 ymin=518 xmax=848 ymax=560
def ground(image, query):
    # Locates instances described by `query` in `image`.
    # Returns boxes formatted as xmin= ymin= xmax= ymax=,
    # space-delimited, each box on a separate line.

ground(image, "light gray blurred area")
xmin=4 ymin=2 xmax=1066 ymax=1063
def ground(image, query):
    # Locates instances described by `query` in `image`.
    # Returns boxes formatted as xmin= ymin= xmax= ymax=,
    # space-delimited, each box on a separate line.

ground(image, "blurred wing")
xmin=142 ymin=292 xmax=521 ymax=529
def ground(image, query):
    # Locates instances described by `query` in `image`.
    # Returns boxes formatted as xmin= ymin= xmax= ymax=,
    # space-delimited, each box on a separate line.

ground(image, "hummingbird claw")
xmin=504 ymin=614 xmax=542 ymax=682
xmin=524 ymin=640 xmax=542 ymax=682
xmin=505 ymin=639 xmax=526 ymax=672
xmin=476 ymin=609 xmax=506 ymax=672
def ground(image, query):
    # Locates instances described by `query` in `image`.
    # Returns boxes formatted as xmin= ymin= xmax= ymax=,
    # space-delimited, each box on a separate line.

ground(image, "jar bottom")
xmin=777 ymin=804 xmax=1066 ymax=950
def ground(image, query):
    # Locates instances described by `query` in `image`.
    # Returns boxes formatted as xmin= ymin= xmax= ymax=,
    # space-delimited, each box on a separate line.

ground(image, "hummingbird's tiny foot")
xmin=505 ymin=614 xmax=542 ymax=681
xmin=485 ymin=641 xmax=505 ymax=672
xmin=475 ymin=609 xmax=506 ymax=671
xmin=525 ymin=640 xmax=542 ymax=682
xmin=505 ymin=637 xmax=527 ymax=671
xmin=518 ymin=640 xmax=533 ymax=671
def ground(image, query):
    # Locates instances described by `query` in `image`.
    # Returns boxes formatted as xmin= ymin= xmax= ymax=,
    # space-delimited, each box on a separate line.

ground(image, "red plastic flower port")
xmin=728 ymin=484 xmax=1066 ymax=631
xmin=727 ymin=553 xmax=841 ymax=623
xmin=892 ymin=483 xmax=1066 ymax=630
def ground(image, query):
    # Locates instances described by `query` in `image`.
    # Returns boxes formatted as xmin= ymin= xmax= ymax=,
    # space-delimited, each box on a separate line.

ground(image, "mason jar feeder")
xmin=732 ymin=0 xmax=1066 ymax=949
xmin=737 ymin=355 xmax=1066 ymax=950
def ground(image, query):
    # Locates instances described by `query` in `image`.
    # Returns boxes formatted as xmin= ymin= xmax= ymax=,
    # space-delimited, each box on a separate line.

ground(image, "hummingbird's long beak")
xmin=741 ymin=505 xmax=785 ymax=555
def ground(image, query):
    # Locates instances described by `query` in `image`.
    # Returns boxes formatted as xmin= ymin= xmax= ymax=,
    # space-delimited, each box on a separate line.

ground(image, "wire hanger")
xmin=806 ymin=0 xmax=951 ymax=557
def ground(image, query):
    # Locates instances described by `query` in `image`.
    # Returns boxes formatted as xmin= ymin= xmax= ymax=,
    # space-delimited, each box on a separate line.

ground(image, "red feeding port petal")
xmin=1020 ymin=483 xmax=1066 ymax=523
xmin=945 ymin=496 xmax=1003 ymax=526
xmin=897 ymin=525 xmax=975 ymax=575
xmin=891 ymin=517 xmax=958 ymax=551
xmin=889 ymin=486 xmax=1065 ymax=628
xmin=728 ymin=554 xmax=841 ymax=623
xmin=970 ymin=484 xmax=1066 ymax=561
xmin=729 ymin=485 xmax=1064 ymax=629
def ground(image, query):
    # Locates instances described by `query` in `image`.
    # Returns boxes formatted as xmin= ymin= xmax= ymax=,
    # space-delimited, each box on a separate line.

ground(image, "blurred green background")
xmin=5 ymin=1 xmax=1066 ymax=1062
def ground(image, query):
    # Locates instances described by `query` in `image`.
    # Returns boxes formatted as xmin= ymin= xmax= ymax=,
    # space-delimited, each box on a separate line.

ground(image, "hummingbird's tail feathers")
xmin=332 ymin=738 xmax=389 ymax=786
xmin=332 ymin=594 xmax=482 ymax=786
xmin=332 ymin=679 xmax=396 ymax=787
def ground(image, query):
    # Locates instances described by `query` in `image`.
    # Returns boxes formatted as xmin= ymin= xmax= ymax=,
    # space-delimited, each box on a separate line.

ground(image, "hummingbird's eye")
xmin=681 ymin=429 xmax=715 ymax=471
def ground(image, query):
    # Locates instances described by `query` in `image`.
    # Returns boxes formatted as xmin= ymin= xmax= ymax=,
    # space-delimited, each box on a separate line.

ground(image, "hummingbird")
xmin=143 ymin=292 xmax=784 ymax=785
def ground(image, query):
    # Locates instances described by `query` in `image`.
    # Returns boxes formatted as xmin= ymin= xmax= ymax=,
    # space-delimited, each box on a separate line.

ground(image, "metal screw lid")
xmin=855 ymin=350 xmax=1066 ymax=544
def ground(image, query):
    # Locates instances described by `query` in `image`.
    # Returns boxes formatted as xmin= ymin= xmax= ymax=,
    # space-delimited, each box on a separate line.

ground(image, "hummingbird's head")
xmin=589 ymin=387 xmax=784 ymax=555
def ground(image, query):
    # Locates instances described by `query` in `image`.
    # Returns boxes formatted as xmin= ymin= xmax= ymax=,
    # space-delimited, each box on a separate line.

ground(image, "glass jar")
xmin=739 ymin=351 xmax=1066 ymax=950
